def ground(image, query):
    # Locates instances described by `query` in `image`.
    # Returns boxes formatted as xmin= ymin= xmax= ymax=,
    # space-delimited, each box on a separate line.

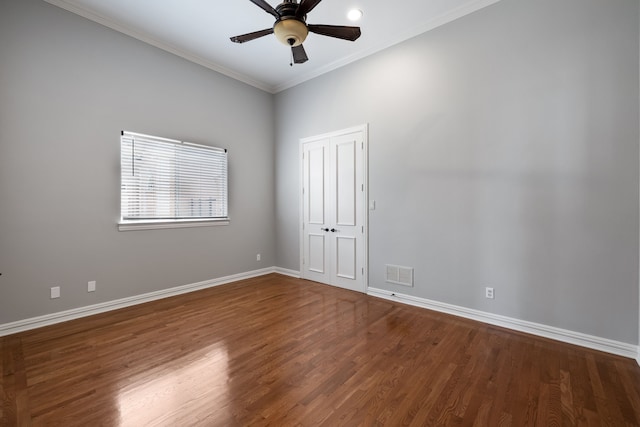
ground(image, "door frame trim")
xmin=299 ymin=124 xmax=369 ymax=292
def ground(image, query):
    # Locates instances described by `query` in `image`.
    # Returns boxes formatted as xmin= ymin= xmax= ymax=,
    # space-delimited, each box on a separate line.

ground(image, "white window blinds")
xmin=120 ymin=131 xmax=228 ymax=222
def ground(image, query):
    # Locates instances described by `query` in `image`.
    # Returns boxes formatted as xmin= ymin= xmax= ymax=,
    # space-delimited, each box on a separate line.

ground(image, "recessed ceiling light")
xmin=347 ymin=9 xmax=363 ymax=22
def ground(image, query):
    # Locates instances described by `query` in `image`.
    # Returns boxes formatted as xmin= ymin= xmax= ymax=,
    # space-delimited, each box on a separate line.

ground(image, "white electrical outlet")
xmin=256 ymin=253 xmax=261 ymax=261
xmin=50 ymin=286 xmax=60 ymax=299
xmin=485 ymin=287 xmax=495 ymax=299
xmin=88 ymin=281 xmax=96 ymax=292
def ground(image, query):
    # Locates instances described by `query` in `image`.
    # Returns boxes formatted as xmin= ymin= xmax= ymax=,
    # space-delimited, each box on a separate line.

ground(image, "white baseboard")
xmin=0 ymin=267 xmax=278 ymax=337
xmin=368 ymin=287 xmax=638 ymax=360
xmin=2 ymin=272 xmax=637 ymax=364
xmin=273 ymin=267 xmax=301 ymax=278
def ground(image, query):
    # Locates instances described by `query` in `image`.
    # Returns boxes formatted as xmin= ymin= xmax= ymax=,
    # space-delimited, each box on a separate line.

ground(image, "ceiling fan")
xmin=230 ymin=0 xmax=362 ymax=65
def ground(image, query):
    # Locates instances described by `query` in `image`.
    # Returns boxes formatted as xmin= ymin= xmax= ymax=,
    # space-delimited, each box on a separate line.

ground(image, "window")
xmin=119 ymin=131 xmax=228 ymax=231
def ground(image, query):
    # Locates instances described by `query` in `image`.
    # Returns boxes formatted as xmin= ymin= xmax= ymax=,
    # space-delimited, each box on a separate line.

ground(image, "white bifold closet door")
xmin=301 ymin=126 xmax=366 ymax=293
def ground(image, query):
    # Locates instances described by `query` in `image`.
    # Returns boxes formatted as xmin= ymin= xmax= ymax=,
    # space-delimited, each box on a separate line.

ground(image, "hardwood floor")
xmin=2 ymin=274 xmax=639 ymax=426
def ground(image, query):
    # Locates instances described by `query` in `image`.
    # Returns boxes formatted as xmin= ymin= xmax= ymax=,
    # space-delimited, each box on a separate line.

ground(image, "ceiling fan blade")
xmin=230 ymin=28 xmax=274 ymax=44
xmin=308 ymin=24 xmax=361 ymax=41
xmin=292 ymin=44 xmax=309 ymax=64
xmin=249 ymin=0 xmax=279 ymax=19
xmin=296 ymin=0 xmax=323 ymax=17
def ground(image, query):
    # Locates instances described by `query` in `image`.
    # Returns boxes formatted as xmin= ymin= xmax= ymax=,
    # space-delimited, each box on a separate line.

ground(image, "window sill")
xmin=118 ymin=218 xmax=230 ymax=231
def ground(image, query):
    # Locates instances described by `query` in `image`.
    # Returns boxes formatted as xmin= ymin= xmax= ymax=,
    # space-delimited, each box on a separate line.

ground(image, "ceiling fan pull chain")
xmin=290 ymin=49 xmax=294 ymax=67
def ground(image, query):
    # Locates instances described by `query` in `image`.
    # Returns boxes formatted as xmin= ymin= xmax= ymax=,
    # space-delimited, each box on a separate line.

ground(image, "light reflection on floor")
xmin=117 ymin=343 xmax=230 ymax=426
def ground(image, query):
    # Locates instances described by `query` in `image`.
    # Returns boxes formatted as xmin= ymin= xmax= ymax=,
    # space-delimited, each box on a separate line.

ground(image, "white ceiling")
xmin=44 ymin=0 xmax=500 ymax=93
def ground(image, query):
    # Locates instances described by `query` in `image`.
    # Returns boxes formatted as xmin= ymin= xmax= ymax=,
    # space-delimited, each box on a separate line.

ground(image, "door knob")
xmin=331 ymin=228 xmax=337 ymax=232
xmin=321 ymin=228 xmax=330 ymax=232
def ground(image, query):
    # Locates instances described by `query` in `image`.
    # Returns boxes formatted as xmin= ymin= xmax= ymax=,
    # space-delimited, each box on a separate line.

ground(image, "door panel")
xmin=335 ymin=139 xmax=356 ymax=226
xmin=307 ymin=145 xmax=326 ymax=225
xmin=336 ymin=236 xmax=356 ymax=280
xmin=308 ymin=234 xmax=325 ymax=273
xmin=302 ymin=139 xmax=330 ymax=284
xmin=330 ymin=131 xmax=363 ymax=292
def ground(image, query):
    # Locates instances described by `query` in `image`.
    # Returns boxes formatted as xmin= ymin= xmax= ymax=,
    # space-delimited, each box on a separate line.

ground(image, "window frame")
xmin=118 ymin=131 xmax=229 ymax=231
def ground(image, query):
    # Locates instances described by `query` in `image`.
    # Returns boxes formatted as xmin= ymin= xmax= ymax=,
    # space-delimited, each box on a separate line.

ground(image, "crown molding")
xmin=43 ymin=0 xmax=277 ymax=93
xmin=44 ymin=0 xmax=501 ymax=94
xmin=273 ymin=0 xmax=502 ymax=92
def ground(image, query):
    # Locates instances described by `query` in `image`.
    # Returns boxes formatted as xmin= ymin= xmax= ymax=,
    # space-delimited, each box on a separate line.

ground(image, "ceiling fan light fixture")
xmin=273 ymin=19 xmax=308 ymax=47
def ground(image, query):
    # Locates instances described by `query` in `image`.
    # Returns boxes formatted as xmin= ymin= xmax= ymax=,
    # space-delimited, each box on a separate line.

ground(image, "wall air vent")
xmin=385 ymin=264 xmax=414 ymax=287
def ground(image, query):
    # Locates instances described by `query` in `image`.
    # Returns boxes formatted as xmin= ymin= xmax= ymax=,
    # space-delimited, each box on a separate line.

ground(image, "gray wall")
xmin=0 ymin=0 xmax=275 ymax=323
xmin=1 ymin=0 xmax=638 ymax=348
xmin=275 ymin=0 xmax=640 ymax=344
